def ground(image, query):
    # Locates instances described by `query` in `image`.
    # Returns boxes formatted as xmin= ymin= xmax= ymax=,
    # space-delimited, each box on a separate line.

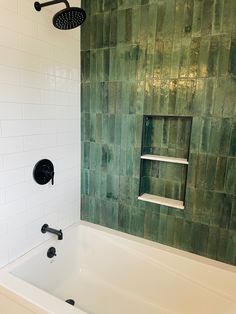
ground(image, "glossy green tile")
xmin=182 ymin=220 xmax=193 ymax=252
xmin=214 ymin=156 xmax=227 ymax=191
xmin=200 ymin=191 xmax=213 ymax=225
xmin=81 ymin=50 xmax=90 ymax=82
xmin=230 ymin=197 xmax=236 ymax=230
xmin=117 ymin=9 xmax=126 ymax=44
xmin=219 ymin=118 xmax=231 ymax=155
xmin=207 ymin=36 xmax=220 ymax=77
xmin=144 ymin=208 xmax=159 ymax=241
xmin=189 ymin=37 xmax=200 ymax=78
xmin=125 ymin=8 xmax=132 ymax=44
xmin=110 ymin=10 xmax=117 ymax=46
xmin=90 ymin=14 xmax=97 ymax=48
xmin=81 ymin=0 xmax=236 ymax=266
xmin=83 ymin=142 xmax=90 ymax=169
xmin=191 ymin=0 xmax=203 ymax=35
xmin=130 ymin=207 xmax=145 ymax=237
xmin=200 ymin=118 xmax=211 ymax=153
xmin=183 ymin=0 xmax=194 ymax=34
xmin=166 ymin=215 xmax=175 ymax=246
xmin=103 ymin=12 xmax=111 ymax=47
xmin=226 ymin=230 xmax=236 ymax=265
xmin=179 ymin=38 xmax=191 ymax=78
xmin=229 ymin=36 xmax=236 ymax=76
xmin=212 ymin=0 xmax=224 ymax=33
xmin=158 ymin=213 xmax=168 ymax=244
xmin=201 ymin=0 xmax=214 ymax=35
xmin=222 ymin=0 xmax=234 ymax=33
xmin=205 ymin=156 xmax=217 ymax=190
xmin=222 ymin=80 xmax=235 ymax=117
xmin=218 ymin=36 xmax=231 ymax=77
xmin=104 ymin=0 xmax=117 ymax=11
xmin=196 ymin=224 xmax=209 ymax=256
xmin=229 ymin=122 xmax=236 ymax=156
xmin=220 ymin=194 xmax=233 ymax=229
xmin=198 ymin=38 xmax=210 ymax=77
xmin=118 ymin=202 xmax=131 ymax=233
xmin=98 ymin=199 xmax=119 ymax=229
xmin=204 ymin=79 xmax=215 ymax=116
xmin=224 ymin=158 xmax=236 ymax=194
xmin=211 ymin=192 xmax=224 ymax=226
xmin=217 ymin=228 xmax=229 ymax=262
xmin=207 ymin=225 xmax=220 ymax=260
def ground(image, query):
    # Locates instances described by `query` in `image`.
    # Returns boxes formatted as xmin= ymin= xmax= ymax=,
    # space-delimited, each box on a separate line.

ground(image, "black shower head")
xmin=53 ymin=7 xmax=86 ymax=30
xmin=34 ymin=0 xmax=86 ymax=30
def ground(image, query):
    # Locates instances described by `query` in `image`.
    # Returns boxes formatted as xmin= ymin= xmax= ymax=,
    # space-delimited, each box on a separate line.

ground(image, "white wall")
xmin=0 ymin=0 xmax=81 ymax=267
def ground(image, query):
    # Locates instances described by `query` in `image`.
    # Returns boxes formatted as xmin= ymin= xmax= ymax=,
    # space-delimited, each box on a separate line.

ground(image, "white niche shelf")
xmin=138 ymin=193 xmax=184 ymax=210
xmin=138 ymin=115 xmax=193 ymax=210
xmin=141 ymin=154 xmax=189 ymax=165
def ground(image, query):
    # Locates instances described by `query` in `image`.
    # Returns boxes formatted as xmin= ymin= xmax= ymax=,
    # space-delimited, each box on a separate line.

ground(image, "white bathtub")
xmin=0 ymin=221 xmax=236 ymax=314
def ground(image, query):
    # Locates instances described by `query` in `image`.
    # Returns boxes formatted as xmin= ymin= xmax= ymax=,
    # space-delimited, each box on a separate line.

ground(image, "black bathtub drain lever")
xmin=65 ymin=299 xmax=75 ymax=306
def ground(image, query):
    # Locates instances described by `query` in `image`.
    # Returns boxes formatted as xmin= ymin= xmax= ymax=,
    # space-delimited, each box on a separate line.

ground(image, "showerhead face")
xmin=53 ymin=7 xmax=86 ymax=30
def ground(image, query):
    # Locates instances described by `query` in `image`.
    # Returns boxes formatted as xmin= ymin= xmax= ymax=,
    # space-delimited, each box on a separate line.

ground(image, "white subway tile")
xmin=40 ymin=89 xmax=56 ymax=105
xmin=0 ymin=84 xmax=41 ymax=104
xmin=0 ymin=0 xmax=18 ymax=13
xmin=23 ymin=104 xmax=56 ymax=120
xmin=1 ymin=199 xmax=27 ymax=217
xmin=20 ymin=70 xmax=56 ymax=90
xmin=8 ymin=227 xmax=29 ymax=262
xmin=19 ymin=34 xmax=54 ymax=59
xmin=0 ymin=65 xmax=20 ymax=85
xmin=0 ymin=0 xmax=80 ymax=267
xmin=0 ymin=168 xmax=25 ymax=188
xmin=1 ymin=120 xmax=42 ymax=137
xmin=0 ymin=137 xmax=23 ymax=154
xmin=4 ymin=181 xmax=35 ymax=203
xmin=0 ymin=189 xmax=5 ymax=204
xmin=0 ymin=236 xmax=9 ymax=267
xmin=0 ymin=27 xmax=19 ymax=49
xmin=24 ymin=134 xmax=57 ymax=151
xmin=3 ymin=150 xmax=41 ymax=170
xmin=0 ymin=103 xmax=22 ymax=119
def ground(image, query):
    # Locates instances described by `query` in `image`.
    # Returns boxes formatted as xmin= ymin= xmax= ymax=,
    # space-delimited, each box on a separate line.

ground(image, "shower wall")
xmin=81 ymin=0 xmax=236 ymax=265
xmin=0 ymin=0 xmax=81 ymax=267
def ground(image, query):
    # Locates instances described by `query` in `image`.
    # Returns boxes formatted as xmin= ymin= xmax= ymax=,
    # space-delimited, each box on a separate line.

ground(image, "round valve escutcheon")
xmin=33 ymin=159 xmax=55 ymax=185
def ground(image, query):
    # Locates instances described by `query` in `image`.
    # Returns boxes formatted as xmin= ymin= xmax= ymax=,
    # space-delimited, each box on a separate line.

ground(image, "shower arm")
xmin=34 ymin=0 xmax=70 ymax=11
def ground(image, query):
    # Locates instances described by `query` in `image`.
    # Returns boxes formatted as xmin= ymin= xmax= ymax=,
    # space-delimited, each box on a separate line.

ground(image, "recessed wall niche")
xmin=138 ymin=115 xmax=192 ymax=210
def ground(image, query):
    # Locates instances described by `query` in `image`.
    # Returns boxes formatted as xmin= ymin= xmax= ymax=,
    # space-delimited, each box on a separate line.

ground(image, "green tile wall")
xmin=81 ymin=0 xmax=236 ymax=265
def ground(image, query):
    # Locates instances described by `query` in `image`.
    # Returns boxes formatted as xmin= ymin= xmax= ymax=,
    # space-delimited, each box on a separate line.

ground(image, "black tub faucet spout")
xmin=41 ymin=224 xmax=63 ymax=240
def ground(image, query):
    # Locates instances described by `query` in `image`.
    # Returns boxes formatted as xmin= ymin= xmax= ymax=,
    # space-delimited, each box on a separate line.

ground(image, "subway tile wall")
xmin=81 ymin=0 xmax=236 ymax=265
xmin=0 ymin=0 xmax=80 ymax=267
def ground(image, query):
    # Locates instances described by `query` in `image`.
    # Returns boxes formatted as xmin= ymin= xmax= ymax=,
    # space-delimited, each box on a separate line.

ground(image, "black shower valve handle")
xmin=51 ymin=171 xmax=55 ymax=185
xmin=33 ymin=159 xmax=55 ymax=185
xmin=44 ymin=169 xmax=54 ymax=185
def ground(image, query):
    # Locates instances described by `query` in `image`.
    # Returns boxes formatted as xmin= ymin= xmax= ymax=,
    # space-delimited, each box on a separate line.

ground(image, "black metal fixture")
xmin=34 ymin=0 xmax=86 ymax=30
xmin=65 ymin=299 xmax=75 ymax=306
xmin=47 ymin=247 xmax=57 ymax=258
xmin=33 ymin=159 xmax=54 ymax=185
xmin=41 ymin=224 xmax=63 ymax=240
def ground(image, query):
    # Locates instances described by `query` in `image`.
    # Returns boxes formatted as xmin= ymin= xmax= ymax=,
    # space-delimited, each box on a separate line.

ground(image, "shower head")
xmin=34 ymin=0 xmax=86 ymax=30
xmin=53 ymin=7 xmax=86 ymax=30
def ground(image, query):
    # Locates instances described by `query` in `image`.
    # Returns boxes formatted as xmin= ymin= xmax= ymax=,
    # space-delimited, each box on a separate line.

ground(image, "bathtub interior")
xmin=5 ymin=223 xmax=236 ymax=314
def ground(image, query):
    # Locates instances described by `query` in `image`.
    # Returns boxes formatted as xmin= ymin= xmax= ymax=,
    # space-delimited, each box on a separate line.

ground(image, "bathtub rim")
xmin=78 ymin=221 xmax=236 ymax=274
xmin=3 ymin=220 xmax=236 ymax=275
xmin=0 ymin=221 xmax=236 ymax=314
xmin=0 ymin=270 xmax=83 ymax=314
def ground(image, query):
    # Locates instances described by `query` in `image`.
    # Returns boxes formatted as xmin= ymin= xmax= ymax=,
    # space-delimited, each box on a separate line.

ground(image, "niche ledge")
xmin=138 ymin=193 xmax=184 ymax=210
xmin=141 ymin=154 xmax=189 ymax=165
